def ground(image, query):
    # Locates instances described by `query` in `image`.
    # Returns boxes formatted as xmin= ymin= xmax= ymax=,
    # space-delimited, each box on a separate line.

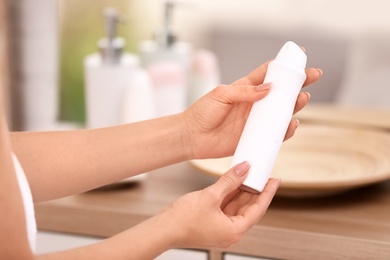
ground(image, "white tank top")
xmin=13 ymin=153 xmax=37 ymax=252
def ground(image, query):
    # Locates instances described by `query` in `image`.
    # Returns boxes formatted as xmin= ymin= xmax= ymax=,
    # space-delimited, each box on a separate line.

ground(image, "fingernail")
xmin=305 ymin=92 xmax=311 ymax=101
xmin=234 ymin=161 xmax=250 ymax=177
xmin=270 ymin=177 xmax=282 ymax=186
xmin=317 ymin=69 xmax=323 ymax=77
xmin=256 ymin=83 xmax=271 ymax=92
xmin=295 ymin=119 xmax=300 ymax=128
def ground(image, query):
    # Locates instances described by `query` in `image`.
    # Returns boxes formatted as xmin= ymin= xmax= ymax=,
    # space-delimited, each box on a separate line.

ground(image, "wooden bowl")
xmin=190 ymin=123 xmax=390 ymax=198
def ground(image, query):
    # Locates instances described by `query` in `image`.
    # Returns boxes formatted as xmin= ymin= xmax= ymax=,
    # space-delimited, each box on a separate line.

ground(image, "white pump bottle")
xmin=84 ymin=8 xmax=140 ymax=129
xmin=230 ymin=41 xmax=307 ymax=193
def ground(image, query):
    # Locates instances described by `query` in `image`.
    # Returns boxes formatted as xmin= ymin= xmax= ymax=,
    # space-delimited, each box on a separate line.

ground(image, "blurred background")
xmin=2 ymin=1 xmax=390 ymax=258
xmin=3 ymin=0 xmax=390 ymax=131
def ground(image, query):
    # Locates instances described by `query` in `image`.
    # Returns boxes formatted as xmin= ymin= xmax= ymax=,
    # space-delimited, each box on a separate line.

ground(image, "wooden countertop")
xmin=36 ymin=161 xmax=390 ymax=260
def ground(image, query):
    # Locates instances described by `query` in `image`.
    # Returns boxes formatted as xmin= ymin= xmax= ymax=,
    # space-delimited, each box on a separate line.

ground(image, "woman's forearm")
xmin=37 ymin=212 xmax=178 ymax=260
xmin=11 ymin=113 xmax=192 ymax=202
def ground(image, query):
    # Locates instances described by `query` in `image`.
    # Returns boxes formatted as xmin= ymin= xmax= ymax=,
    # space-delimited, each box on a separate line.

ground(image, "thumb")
xmin=211 ymin=161 xmax=250 ymax=199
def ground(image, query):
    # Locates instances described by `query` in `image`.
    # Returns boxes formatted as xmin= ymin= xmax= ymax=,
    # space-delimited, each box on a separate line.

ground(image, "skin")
xmin=1 ymin=61 xmax=322 ymax=259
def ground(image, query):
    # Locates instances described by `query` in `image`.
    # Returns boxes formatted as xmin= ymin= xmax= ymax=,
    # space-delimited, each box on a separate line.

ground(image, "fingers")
xmin=293 ymin=92 xmax=310 ymax=115
xmin=232 ymin=60 xmax=322 ymax=89
xmin=254 ymin=178 xmax=280 ymax=207
xmin=282 ymin=91 xmax=310 ymax=141
xmin=303 ymin=68 xmax=323 ymax=88
xmin=284 ymin=119 xmax=299 ymax=141
xmin=209 ymin=161 xmax=250 ymax=200
xmin=223 ymin=189 xmax=256 ymax=216
xmin=241 ymin=178 xmax=280 ymax=229
xmin=221 ymin=189 xmax=242 ymax=210
xmin=213 ymin=83 xmax=271 ymax=104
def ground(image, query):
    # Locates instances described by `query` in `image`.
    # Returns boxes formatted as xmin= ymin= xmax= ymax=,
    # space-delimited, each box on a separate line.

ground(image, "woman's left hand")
xmin=160 ymin=161 xmax=280 ymax=249
xmin=183 ymin=62 xmax=322 ymax=159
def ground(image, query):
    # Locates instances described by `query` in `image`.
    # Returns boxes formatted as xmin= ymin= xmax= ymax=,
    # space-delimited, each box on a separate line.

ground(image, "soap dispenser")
xmin=138 ymin=1 xmax=192 ymax=69
xmin=188 ymin=49 xmax=221 ymax=105
xmin=138 ymin=1 xmax=192 ymax=115
xmin=120 ymin=67 xmax=155 ymax=124
xmin=147 ymin=60 xmax=186 ymax=117
xmin=84 ymin=8 xmax=141 ymax=129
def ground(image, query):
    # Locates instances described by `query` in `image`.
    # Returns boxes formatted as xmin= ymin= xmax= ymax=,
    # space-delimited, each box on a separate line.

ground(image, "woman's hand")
xmin=183 ymin=62 xmax=322 ymax=159
xmin=161 ymin=161 xmax=280 ymax=249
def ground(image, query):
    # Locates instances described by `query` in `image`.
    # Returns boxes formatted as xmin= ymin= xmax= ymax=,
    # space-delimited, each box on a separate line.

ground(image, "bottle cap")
xmin=275 ymin=41 xmax=307 ymax=69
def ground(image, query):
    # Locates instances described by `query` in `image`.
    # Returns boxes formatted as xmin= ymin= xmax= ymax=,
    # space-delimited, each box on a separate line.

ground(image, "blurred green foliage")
xmin=59 ymin=0 xmax=138 ymax=123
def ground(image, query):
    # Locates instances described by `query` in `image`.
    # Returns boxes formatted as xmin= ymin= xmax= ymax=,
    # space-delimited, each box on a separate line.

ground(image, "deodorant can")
xmin=231 ymin=41 xmax=307 ymax=193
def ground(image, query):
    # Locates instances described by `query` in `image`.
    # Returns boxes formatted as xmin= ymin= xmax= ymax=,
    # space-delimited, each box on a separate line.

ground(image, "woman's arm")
xmin=3 ymin=103 xmax=280 ymax=259
xmin=3 ymin=124 xmax=280 ymax=260
xmin=3 ymin=118 xmax=280 ymax=260
xmin=37 ymin=162 xmax=279 ymax=260
xmin=10 ymin=84 xmax=270 ymax=203
xmin=38 ymin=212 xmax=179 ymax=260
xmin=12 ymin=63 xmax=321 ymax=203
xmin=11 ymin=114 xmax=194 ymax=202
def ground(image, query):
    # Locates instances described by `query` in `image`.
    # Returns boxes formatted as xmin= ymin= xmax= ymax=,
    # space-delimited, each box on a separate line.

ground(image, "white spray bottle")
xmin=230 ymin=41 xmax=307 ymax=193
